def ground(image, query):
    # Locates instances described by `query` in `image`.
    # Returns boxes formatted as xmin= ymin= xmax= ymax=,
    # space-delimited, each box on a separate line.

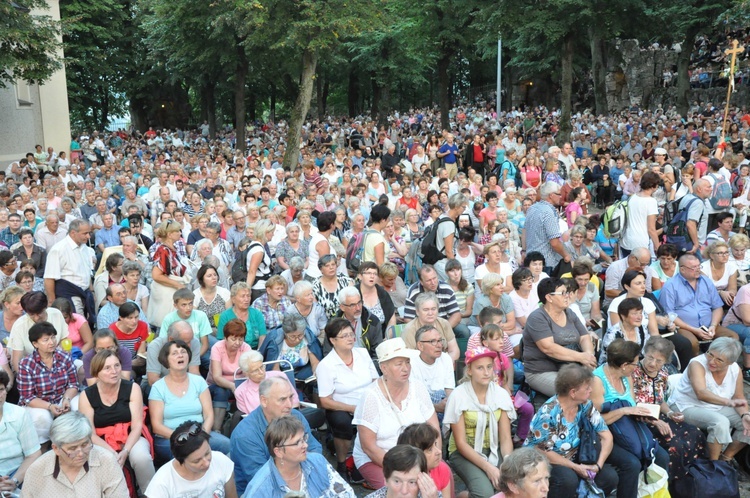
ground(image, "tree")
xmin=0 ymin=0 xmax=61 ymax=88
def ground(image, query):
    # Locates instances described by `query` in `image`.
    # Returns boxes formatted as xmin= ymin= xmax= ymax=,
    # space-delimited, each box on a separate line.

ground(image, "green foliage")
xmin=0 ymin=0 xmax=62 ymax=88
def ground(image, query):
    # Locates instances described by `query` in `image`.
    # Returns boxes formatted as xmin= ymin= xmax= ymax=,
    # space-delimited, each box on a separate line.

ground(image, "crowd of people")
xmin=4 ymin=100 xmax=750 ymax=497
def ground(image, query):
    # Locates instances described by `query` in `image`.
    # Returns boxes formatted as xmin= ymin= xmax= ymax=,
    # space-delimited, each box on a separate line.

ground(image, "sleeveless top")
xmin=85 ymin=380 xmax=133 ymax=428
xmin=593 ymin=365 xmax=635 ymax=405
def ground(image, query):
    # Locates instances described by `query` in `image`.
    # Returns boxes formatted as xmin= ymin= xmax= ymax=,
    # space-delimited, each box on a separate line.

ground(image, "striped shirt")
xmin=403 ymin=281 xmax=460 ymax=321
xmin=525 ymin=200 xmax=563 ymax=267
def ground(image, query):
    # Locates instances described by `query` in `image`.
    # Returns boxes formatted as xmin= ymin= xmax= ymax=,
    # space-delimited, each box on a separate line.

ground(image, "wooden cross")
xmin=722 ymin=39 xmax=745 ymax=137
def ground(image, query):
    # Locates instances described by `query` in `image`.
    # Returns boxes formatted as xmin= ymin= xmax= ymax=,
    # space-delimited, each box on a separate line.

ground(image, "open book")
xmin=636 ymin=403 xmax=660 ymax=419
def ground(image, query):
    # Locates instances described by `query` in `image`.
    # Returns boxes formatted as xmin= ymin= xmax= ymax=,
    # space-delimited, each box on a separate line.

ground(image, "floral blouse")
xmin=313 ymin=274 xmax=353 ymax=318
xmin=631 ymin=364 xmax=668 ymax=405
xmin=276 ymin=238 xmax=309 ymax=264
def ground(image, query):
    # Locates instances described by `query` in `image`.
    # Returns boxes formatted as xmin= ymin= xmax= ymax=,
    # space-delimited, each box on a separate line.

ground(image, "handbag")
xmin=637 ymin=463 xmax=670 ymax=498
xmin=146 ymin=274 xmax=186 ymax=327
xmin=576 ymin=476 xmax=606 ymax=498
xmin=576 ymin=403 xmax=600 ymax=465
xmin=673 ymin=459 xmax=740 ymax=498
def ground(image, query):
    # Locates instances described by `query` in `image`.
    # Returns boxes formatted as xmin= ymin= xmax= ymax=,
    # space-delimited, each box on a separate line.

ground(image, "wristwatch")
xmin=742 ymin=412 xmax=750 ymax=420
xmin=10 ymin=477 xmax=19 ymax=488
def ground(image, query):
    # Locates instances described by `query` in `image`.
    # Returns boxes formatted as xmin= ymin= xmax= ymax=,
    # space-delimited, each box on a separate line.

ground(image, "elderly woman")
xmin=729 ymin=234 xmax=750 ymax=286
xmin=17 ymin=321 xmax=78 ymax=445
xmin=401 ymin=293 xmax=460 ymax=362
xmin=207 ymin=318 xmax=251 ymax=431
xmin=280 ymin=256 xmax=307 ymax=299
xmin=0 ymin=286 xmax=24 ymax=345
xmin=21 ymin=411 xmax=129 ymax=497
xmin=289 ymin=280 xmax=328 ymax=345
xmin=524 ymin=364 xmax=616 ymax=496
xmin=245 ymin=415 xmax=355 ymax=497
xmin=650 ymin=243 xmax=680 ymax=288
xmin=276 ymin=222 xmax=309 ymax=271
xmin=12 ymin=227 xmax=45 ymax=278
xmin=148 ymin=339 xmax=231 ymax=461
xmin=591 ymin=339 xmax=671 ymax=498
xmin=358 ymin=261 xmax=397 ymax=332
xmin=145 ymin=420 xmax=237 ymax=498
xmin=445 ymin=347 xmax=515 ymax=497
xmin=149 ymin=220 xmax=190 ymax=328
xmin=193 ymin=264 xmax=231 ymax=329
xmin=217 ymin=282 xmax=266 ymax=349
xmin=365 ymin=444 xmax=440 ymax=498
xmin=204 ymin=221 xmax=234 ymax=277
xmin=122 ymin=260 xmax=149 ymax=314
xmin=78 ymin=350 xmax=155 ymax=491
xmin=313 ymin=254 xmax=353 ymax=318
xmin=495 ymin=447 xmax=550 ymax=498
xmin=701 ymin=240 xmax=739 ymax=306
xmin=563 ymin=225 xmax=589 ymax=262
xmin=317 ymin=318 xmax=379 ymax=476
xmin=264 ymin=314 xmax=323 ymax=386
xmin=631 ymin=337 xmax=706 ymax=492
xmin=0 ymin=369 xmax=40 ymax=494
xmin=670 ymin=337 xmax=750 ymax=461
xmin=522 ymin=278 xmax=597 ymax=397
xmin=379 ymin=261 xmax=408 ymax=310
xmin=353 ymin=338 xmax=439 ymax=489
xmin=475 ymin=240 xmax=513 ymax=295
xmin=94 ymin=252 xmax=125 ymax=310
xmin=234 ymin=350 xmax=299 ymax=416
xmin=472 ymin=273 xmax=518 ymax=338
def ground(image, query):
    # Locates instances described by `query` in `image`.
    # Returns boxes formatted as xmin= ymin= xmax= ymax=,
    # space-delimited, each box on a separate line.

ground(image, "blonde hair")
xmin=703 ymin=240 xmax=730 ymax=260
xmin=480 ymin=273 xmax=505 ymax=295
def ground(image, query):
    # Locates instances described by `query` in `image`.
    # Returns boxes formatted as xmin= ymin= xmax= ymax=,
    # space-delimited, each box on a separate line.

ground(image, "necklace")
xmin=282 ymin=467 xmax=302 ymax=483
xmin=344 ymin=355 xmax=354 ymax=367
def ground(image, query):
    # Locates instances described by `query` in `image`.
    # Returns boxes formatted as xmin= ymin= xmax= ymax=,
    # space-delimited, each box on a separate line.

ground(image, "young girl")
xmin=479 ymin=324 xmax=534 ymax=447
xmin=564 ymin=187 xmax=585 ymax=227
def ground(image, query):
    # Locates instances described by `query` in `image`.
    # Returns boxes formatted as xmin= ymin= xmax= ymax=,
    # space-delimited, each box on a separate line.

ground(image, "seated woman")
xmin=591 ymin=339 xmax=671 ymax=498
xmin=263 ymin=314 xmax=323 ymax=384
xmin=22 ymin=411 xmax=128 ymax=497
xmin=607 ymin=270 xmax=660 ymax=336
xmin=317 ymin=318 xmax=379 ymax=477
xmin=701 ymin=240 xmax=738 ymax=307
xmin=16 ymin=321 xmax=78 ymax=445
xmin=524 ymin=364 xmax=617 ymax=496
xmin=193 ymin=264 xmax=231 ymax=332
xmin=445 ymin=259 xmax=474 ymax=327
xmin=234 ymin=350 xmax=299 ymax=416
xmin=495 ymin=447 xmax=550 ymax=498
xmin=444 ymin=347 xmax=515 ymax=498
xmin=669 ymin=337 xmax=750 ymax=462
xmin=217 ymin=282 xmax=267 ymax=349
xmin=145 ymin=420 xmax=238 ymax=498
xmin=650 ymin=243 xmax=679 ymax=289
xmin=50 ymin=298 xmax=93 ymax=355
xmin=122 ymin=261 xmax=149 ymax=315
xmin=521 ymin=278 xmax=597 ymax=397
xmin=81 ymin=329 xmax=133 ymax=386
xmin=244 ymin=415 xmax=355 ymax=497
xmin=509 ymin=268 xmax=536 ymax=336
xmin=109 ymin=301 xmax=149 ymax=370
xmin=570 ymin=258 xmax=602 ymax=330
xmin=148 ymin=339 xmax=230 ymax=462
xmin=78 ymin=350 xmax=155 ymax=492
xmin=631 ymin=337 xmax=706 ymax=493
xmin=207 ymin=319 xmax=251 ymax=432
xmin=8 ymin=291 xmax=68 ymax=373
xmin=397 ymin=423 xmax=453 ymax=498
xmin=378 ymin=262 xmax=408 ymax=311
xmin=600 ymin=298 xmax=650 ymax=365
xmin=0 ymin=370 xmax=40 ymax=495
xmin=472 ymin=272 xmax=518 ymax=340
xmin=365 ymin=445 xmax=440 ymax=498
xmin=94 ymin=253 xmax=126 ymax=310
xmin=353 ymin=338 xmax=439 ymax=489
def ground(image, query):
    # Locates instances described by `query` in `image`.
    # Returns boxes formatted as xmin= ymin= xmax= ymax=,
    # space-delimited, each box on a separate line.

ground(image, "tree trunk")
xmin=270 ymin=84 xmax=276 ymax=123
xmin=437 ymin=53 xmax=451 ymax=131
xmin=676 ymin=27 xmax=699 ymax=117
xmin=316 ymin=76 xmax=325 ymax=120
xmin=371 ymin=73 xmax=381 ymax=121
xmin=321 ymin=78 xmax=329 ymax=118
xmin=204 ymin=80 xmax=217 ymax=139
xmin=282 ymin=49 xmax=318 ymax=171
xmin=248 ymin=90 xmax=256 ymax=122
xmin=234 ymin=41 xmax=248 ymax=152
xmin=348 ymin=68 xmax=359 ymax=116
xmin=589 ymin=28 xmax=608 ymax=116
xmin=100 ymin=86 xmax=110 ymax=131
xmin=557 ymin=33 xmax=574 ymax=147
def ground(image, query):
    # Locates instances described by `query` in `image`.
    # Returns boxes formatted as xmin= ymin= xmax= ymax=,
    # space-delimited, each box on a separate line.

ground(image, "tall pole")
xmin=496 ymin=38 xmax=502 ymax=113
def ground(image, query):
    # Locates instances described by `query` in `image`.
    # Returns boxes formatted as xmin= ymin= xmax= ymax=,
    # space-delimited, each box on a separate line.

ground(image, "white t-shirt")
xmin=306 ymin=232 xmax=329 ymax=278
xmin=317 ymin=348 xmax=378 ymax=406
xmin=410 ymin=353 xmax=456 ymax=394
xmin=475 ymin=262 xmax=513 ymax=295
xmin=145 ymin=451 xmax=234 ymax=498
xmin=607 ymin=294 xmax=656 ymax=330
xmin=620 ymin=193 xmax=658 ymax=250
xmin=700 ymin=260 xmax=738 ymax=292
xmin=352 ymin=379 xmax=435 ymax=468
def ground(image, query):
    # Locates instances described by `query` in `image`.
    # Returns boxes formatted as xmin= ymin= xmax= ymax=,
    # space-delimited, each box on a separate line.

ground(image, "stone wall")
xmin=605 ymin=39 xmax=750 ymax=112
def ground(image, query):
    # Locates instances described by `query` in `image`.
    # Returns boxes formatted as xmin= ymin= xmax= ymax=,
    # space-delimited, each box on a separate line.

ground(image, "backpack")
xmin=673 ymin=459 xmax=740 ymax=498
xmin=708 ymin=172 xmax=732 ymax=209
xmin=602 ymin=199 xmax=629 ymax=239
xmin=601 ymin=399 xmax=657 ymax=474
xmin=419 ymin=217 xmax=454 ymax=265
xmin=345 ymin=229 xmax=374 ymax=275
xmin=231 ymin=245 xmax=251 ymax=284
xmin=665 ymin=197 xmax=701 ymax=251
xmin=730 ymin=170 xmax=744 ymax=198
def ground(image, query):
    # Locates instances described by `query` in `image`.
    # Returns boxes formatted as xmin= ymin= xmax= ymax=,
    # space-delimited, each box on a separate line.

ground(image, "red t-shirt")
xmin=430 ymin=461 xmax=452 ymax=491
xmin=110 ymin=320 xmax=150 ymax=357
xmin=398 ymin=196 xmax=418 ymax=210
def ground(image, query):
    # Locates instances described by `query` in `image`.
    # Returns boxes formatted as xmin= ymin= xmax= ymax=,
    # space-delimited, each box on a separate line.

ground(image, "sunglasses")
xmin=175 ymin=423 xmax=203 ymax=444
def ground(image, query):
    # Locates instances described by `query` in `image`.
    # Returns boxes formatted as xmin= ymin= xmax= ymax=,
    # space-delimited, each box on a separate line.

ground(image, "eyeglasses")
xmin=175 ymin=423 xmax=203 ymax=444
xmin=341 ymin=300 xmax=362 ymax=308
xmin=548 ymin=291 xmax=567 ymax=296
xmin=419 ymin=338 xmax=447 ymax=347
xmin=681 ymin=265 xmax=701 ymax=272
xmin=278 ymin=433 xmax=309 ymax=448
xmin=713 ymin=251 xmax=729 ymax=256
xmin=643 ymin=354 xmax=666 ymax=367
xmin=285 ymin=333 xmax=305 ymax=342
xmin=360 ymin=271 xmax=378 ymax=277
xmin=706 ymin=351 xmax=727 ymax=365
xmin=335 ymin=333 xmax=356 ymax=340
xmin=60 ymin=441 xmax=94 ymax=458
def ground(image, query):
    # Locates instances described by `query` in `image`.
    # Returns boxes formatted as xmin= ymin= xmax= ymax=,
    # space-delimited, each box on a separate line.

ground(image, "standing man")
xmin=433 ymin=193 xmax=467 ymax=282
xmin=524 ymin=182 xmax=569 ymax=275
xmin=676 ymin=178 xmax=711 ymax=256
xmin=44 ymin=219 xmax=95 ymax=319
xmin=437 ymin=134 xmax=459 ymax=180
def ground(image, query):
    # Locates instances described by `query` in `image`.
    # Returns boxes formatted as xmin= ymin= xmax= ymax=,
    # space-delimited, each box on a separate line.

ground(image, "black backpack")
xmin=231 ymin=246 xmax=251 ymax=284
xmin=419 ymin=217 xmax=454 ymax=265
